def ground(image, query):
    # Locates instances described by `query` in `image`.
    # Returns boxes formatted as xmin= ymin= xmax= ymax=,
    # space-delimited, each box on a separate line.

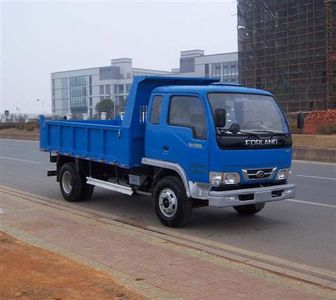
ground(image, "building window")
xmin=99 ymin=85 xmax=105 ymax=95
xmin=212 ymin=63 xmax=222 ymax=77
xmin=69 ymin=76 xmax=87 ymax=114
xmin=99 ymin=66 xmax=121 ymax=80
xmin=105 ymin=85 xmax=111 ymax=95
xmin=168 ymin=96 xmax=206 ymax=139
xmin=205 ymin=64 xmax=209 ymax=77
xmin=89 ymin=75 xmax=92 ymax=95
xmin=118 ymin=84 xmax=124 ymax=93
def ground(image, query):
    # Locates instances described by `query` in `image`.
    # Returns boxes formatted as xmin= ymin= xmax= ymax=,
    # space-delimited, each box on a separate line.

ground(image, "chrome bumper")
xmin=208 ymin=184 xmax=296 ymax=207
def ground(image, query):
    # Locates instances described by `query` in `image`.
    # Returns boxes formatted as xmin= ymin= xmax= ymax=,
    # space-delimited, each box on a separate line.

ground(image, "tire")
xmin=59 ymin=162 xmax=93 ymax=202
xmin=233 ymin=203 xmax=265 ymax=216
xmin=153 ymin=176 xmax=192 ymax=227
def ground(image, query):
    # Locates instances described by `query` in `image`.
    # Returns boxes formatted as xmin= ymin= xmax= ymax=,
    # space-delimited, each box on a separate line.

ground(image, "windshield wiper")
xmin=217 ymin=123 xmax=261 ymax=138
xmin=253 ymin=130 xmax=287 ymax=139
xmin=217 ymin=129 xmax=259 ymax=138
xmin=233 ymin=130 xmax=260 ymax=138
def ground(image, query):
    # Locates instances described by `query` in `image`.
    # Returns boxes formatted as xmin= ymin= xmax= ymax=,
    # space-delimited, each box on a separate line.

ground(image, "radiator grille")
xmin=242 ymin=168 xmax=276 ymax=180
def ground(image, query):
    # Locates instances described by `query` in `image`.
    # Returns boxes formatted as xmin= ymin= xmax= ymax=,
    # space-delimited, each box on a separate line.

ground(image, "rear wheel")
xmin=233 ymin=203 xmax=265 ymax=216
xmin=153 ymin=176 xmax=192 ymax=227
xmin=59 ymin=162 xmax=94 ymax=202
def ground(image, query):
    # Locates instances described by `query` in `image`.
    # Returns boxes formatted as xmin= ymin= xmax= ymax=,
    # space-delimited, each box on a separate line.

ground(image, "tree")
xmin=95 ymin=98 xmax=114 ymax=118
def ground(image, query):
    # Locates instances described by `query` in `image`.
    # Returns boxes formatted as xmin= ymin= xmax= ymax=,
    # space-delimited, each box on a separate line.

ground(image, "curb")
xmin=1 ymin=185 xmax=335 ymax=297
xmin=293 ymin=147 xmax=336 ymax=163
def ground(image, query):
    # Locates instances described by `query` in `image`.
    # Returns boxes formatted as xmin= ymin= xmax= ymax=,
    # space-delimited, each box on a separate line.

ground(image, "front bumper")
xmin=208 ymin=184 xmax=295 ymax=207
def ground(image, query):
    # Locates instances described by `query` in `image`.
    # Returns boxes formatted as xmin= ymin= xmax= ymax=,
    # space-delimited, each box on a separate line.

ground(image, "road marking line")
xmin=287 ymin=199 xmax=336 ymax=209
xmin=295 ymin=174 xmax=336 ymax=181
xmin=0 ymin=156 xmax=41 ymax=165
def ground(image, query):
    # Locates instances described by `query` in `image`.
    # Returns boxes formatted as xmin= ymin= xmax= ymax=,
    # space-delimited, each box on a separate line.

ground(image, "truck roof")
xmin=152 ymin=84 xmax=273 ymax=96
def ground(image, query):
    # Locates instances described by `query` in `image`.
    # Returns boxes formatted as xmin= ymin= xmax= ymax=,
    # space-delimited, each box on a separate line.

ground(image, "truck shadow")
xmin=77 ymin=188 xmax=286 ymax=234
xmin=189 ymin=206 xmax=285 ymax=232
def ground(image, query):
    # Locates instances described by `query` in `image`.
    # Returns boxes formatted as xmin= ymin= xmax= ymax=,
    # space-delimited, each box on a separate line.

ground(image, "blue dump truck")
xmin=40 ymin=76 xmax=295 ymax=227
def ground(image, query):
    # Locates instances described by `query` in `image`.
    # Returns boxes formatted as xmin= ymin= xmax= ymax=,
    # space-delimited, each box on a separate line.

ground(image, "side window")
xmin=169 ymin=96 xmax=207 ymax=139
xmin=150 ymin=96 xmax=163 ymax=124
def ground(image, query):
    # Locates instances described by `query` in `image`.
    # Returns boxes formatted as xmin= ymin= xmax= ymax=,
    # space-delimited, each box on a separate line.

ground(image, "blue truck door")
xmin=162 ymin=95 xmax=209 ymax=183
xmin=145 ymin=95 xmax=164 ymax=159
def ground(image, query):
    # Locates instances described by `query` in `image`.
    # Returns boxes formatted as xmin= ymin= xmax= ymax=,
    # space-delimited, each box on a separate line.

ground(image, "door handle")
xmin=163 ymin=145 xmax=169 ymax=151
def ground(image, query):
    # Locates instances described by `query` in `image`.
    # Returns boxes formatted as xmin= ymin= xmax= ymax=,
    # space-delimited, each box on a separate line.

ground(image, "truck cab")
xmin=144 ymin=83 xmax=295 ymax=222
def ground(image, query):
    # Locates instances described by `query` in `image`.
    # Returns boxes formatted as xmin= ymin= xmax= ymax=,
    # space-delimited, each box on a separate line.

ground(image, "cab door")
xmin=145 ymin=94 xmax=164 ymax=159
xmin=161 ymin=94 xmax=209 ymax=183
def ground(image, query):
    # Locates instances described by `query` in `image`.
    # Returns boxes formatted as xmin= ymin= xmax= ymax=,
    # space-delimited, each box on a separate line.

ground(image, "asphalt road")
xmin=0 ymin=139 xmax=335 ymax=272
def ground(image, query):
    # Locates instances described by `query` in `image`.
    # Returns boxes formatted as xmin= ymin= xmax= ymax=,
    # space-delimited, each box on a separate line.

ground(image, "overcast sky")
xmin=1 ymin=0 xmax=237 ymax=114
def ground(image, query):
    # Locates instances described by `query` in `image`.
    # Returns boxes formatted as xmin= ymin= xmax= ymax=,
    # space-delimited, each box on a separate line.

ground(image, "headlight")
xmin=209 ymin=172 xmax=222 ymax=187
xmin=209 ymin=172 xmax=240 ymax=186
xmin=223 ymin=172 xmax=240 ymax=184
xmin=276 ymin=168 xmax=289 ymax=180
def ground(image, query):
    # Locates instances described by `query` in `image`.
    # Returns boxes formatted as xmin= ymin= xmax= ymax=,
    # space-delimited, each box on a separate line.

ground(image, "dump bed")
xmin=40 ymin=76 xmax=218 ymax=168
xmin=40 ymin=117 xmax=135 ymax=167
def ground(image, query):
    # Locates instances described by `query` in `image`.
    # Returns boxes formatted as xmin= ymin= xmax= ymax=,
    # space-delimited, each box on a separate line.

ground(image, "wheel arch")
xmin=141 ymin=158 xmax=191 ymax=198
xmin=56 ymin=155 xmax=91 ymax=182
xmin=56 ymin=155 xmax=75 ymax=181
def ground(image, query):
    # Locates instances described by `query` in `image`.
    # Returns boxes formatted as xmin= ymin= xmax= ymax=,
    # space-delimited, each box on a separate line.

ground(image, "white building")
xmin=51 ymin=50 xmax=238 ymax=117
xmin=172 ymin=50 xmax=238 ymax=82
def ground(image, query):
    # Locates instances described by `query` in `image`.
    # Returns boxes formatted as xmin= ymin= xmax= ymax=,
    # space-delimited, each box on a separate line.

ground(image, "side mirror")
xmin=215 ymin=108 xmax=226 ymax=127
xmin=297 ymin=112 xmax=305 ymax=130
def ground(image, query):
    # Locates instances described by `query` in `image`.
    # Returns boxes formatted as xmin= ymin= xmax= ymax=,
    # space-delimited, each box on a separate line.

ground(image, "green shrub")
xmin=318 ymin=123 xmax=336 ymax=134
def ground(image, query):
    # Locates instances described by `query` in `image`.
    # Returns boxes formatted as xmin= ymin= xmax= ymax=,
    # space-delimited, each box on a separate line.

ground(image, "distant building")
xmin=172 ymin=50 xmax=238 ymax=83
xmin=51 ymin=58 xmax=171 ymax=117
xmin=51 ymin=50 xmax=238 ymax=117
xmin=238 ymin=0 xmax=336 ymax=112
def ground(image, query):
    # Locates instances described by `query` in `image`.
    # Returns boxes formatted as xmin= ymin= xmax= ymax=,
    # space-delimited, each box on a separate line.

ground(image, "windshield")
xmin=208 ymin=93 xmax=289 ymax=134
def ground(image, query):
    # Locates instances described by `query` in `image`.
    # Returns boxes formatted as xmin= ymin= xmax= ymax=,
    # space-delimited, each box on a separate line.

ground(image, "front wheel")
xmin=153 ymin=176 xmax=192 ymax=227
xmin=233 ymin=203 xmax=265 ymax=216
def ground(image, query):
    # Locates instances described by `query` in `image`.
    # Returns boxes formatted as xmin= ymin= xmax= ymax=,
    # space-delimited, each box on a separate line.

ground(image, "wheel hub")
xmin=163 ymin=198 xmax=170 ymax=207
xmin=159 ymin=188 xmax=177 ymax=217
xmin=62 ymin=171 xmax=73 ymax=194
